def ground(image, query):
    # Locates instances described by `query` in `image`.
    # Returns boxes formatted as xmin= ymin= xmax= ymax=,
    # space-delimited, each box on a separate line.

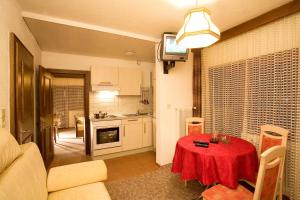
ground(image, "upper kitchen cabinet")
xmin=119 ymin=67 xmax=141 ymax=95
xmin=91 ymin=66 xmax=119 ymax=86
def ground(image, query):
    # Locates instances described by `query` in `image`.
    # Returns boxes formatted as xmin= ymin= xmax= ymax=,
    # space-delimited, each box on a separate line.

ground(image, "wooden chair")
xmin=244 ymin=125 xmax=288 ymax=199
xmin=183 ymin=117 xmax=204 ymax=187
xmin=258 ymin=125 xmax=288 ymax=158
xmin=53 ymin=116 xmax=62 ymax=143
xmin=202 ymin=145 xmax=286 ymax=200
xmin=185 ymin=117 xmax=204 ymax=136
xmin=75 ymin=115 xmax=85 ymax=142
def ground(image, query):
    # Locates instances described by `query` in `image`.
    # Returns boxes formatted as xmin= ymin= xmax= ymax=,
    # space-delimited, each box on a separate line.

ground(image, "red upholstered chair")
xmin=185 ymin=117 xmax=204 ymax=136
xmin=258 ymin=125 xmax=288 ymax=159
xmin=259 ymin=125 xmax=288 ymax=200
xmin=243 ymin=125 xmax=288 ymax=200
xmin=184 ymin=117 xmax=204 ymax=187
xmin=202 ymin=145 xmax=286 ymax=200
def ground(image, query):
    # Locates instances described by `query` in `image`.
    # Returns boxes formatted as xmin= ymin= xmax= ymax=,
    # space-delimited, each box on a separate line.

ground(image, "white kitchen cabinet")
xmin=122 ymin=118 xmax=143 ymax=151
xmin=91 ymin=66 xmax=119 ymax=86
xmin=142 ymin=117 xmax=153 ymax=147
xmin=119 ymin=68 xmax=141 ymax=95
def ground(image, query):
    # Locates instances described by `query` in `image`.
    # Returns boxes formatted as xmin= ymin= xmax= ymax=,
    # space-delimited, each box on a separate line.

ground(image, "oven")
xmin=92 ymin=120 xmax=122 ymax=150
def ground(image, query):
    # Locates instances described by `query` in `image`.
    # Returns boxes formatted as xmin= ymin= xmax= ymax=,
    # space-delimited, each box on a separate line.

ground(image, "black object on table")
xmin=193 ymin=140 xmax=209 ymax=145
xmin=195 ymin=143 xmax=209 ymax=148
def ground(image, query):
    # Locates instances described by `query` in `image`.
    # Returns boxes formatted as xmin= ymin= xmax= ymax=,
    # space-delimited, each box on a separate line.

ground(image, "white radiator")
xmin=175 ymin=107 xmax=193 ymax=138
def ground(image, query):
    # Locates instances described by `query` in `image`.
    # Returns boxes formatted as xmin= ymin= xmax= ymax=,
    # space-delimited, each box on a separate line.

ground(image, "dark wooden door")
xmin=38 ymin=66 xmax=54 ymax=166
xmin=13 ymin=35 xmax=34 ymax=144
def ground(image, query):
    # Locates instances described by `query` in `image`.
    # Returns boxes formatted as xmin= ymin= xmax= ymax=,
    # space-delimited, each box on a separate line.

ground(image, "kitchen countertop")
xmin=90 ymin=114 xmax=153 ymax=122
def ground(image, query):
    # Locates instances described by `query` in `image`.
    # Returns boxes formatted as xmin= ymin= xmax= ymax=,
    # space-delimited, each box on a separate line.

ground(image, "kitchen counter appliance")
xmin=91 ymin=119 xmax=122 ymax=150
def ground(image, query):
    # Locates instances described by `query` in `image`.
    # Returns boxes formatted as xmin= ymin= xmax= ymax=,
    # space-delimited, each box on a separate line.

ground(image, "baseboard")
xmin=92 ymin=146 xmax=155 ymax=160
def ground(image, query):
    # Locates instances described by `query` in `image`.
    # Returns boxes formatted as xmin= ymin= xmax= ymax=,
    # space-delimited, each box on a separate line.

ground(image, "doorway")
xmin=52 ymin=77 xmax=85 ymax=162
xmin=38 ymin=68 xmax=91 ymax=167
xmin=48 ymin=69 xmax=91 ymax=153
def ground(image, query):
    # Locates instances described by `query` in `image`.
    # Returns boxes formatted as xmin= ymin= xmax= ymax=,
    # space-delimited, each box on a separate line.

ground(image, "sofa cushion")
xmin=47 ymin=160 xmax=107 ymax=192
xmin=48 ymin=182 xmax=111 ymax=200
xmin=0 ymin=143 xmax=48 ymax=200
xmin=0 ymin=128 xmax=21 ymax=174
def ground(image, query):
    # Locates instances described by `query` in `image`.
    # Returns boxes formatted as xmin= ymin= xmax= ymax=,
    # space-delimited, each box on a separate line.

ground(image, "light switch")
xmin=1 ymin=109 xmax=5 ymax=128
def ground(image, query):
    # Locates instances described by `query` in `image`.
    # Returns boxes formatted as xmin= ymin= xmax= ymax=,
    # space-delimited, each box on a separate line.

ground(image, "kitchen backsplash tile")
xmin=89 ymin=92 xmax=152 ymax=115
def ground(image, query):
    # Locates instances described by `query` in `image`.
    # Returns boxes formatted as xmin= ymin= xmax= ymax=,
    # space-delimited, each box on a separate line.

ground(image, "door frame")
xmin=44 ymin=68 xmax=91 ymax=155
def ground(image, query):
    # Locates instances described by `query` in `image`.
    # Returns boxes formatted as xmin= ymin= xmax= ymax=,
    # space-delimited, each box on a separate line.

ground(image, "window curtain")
xmin=205 ymin=48 xmax=299 ymax=199
xmin=208 ymin=61 xmax=246 ymax=137
xmin=53 ymin=86 xmax=84 ymax=128
xmin=246 ymin=48 xmax=299 ymax=196
xmin=201 ymin=13 xmax=300 ymax=199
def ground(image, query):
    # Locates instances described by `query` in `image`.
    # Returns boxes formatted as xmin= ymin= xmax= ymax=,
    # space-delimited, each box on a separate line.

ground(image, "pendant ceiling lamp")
xmin=176 ymin=6 xmax=220 ymax=49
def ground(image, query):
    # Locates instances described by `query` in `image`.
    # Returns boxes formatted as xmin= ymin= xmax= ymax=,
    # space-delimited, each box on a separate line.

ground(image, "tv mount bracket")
xmin=163 ymin=60 xmax=175 ymax=74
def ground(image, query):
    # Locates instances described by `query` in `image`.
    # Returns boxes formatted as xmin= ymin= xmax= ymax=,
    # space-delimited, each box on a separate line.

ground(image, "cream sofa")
xmin=0 ymin=128 xmax=111 ymax=200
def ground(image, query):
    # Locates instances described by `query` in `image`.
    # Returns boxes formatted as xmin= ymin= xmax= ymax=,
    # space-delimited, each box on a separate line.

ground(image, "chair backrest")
xmin=253 ymin=146 xmax=286 ymax=200
xmin=185 ymin=117 xmax=204 ymax=136
xmin=258 ymin=125 xmax=288 ymax=157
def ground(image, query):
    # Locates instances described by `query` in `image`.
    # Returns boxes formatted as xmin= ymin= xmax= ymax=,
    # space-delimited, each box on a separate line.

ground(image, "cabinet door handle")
xmin=123 ymin=126 xmax=126 ymax=137
xmin=128 ymin=119 xmax=138 ymax=122
xmin=99 ymin=81 xmax=112 ymax=86
xmin=144 ymin=123 xmax=146 ymax=134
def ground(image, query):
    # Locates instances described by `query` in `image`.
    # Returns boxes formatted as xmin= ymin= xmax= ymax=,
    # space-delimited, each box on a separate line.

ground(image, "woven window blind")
xmin=208 ymin=61 xmax=246 ymax=137
xmin=53 ymin=86 xmax=84 ymax=128
xmin=246 ymin=48 xmax=299 ymax=198
xmin=205 ymin=48 xmax=299 ymax=199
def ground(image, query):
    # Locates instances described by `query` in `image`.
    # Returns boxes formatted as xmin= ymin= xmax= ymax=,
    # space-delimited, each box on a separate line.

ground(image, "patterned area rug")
xmin=105 ymin=165 xmax=205 ymax=200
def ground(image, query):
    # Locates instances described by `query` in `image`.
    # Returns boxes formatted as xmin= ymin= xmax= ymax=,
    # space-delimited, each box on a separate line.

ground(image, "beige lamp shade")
xmin=176 ymin=8 xmax=220 ymax=48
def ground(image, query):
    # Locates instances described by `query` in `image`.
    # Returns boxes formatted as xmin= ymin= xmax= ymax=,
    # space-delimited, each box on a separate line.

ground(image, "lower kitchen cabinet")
xmin=122 ymin=117 xmax=153 ymax=151
xmin=142 ymin=117 xmax=153 ymax=147
xmin=122 ymin=119 xmax=143 ymax=151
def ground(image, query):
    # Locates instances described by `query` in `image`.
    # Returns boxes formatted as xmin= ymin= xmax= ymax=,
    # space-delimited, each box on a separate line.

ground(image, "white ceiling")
xmin=24 ymin=18 xmax=155 ymax=62
xmin=18 ymin=0 xmax=292 ymax=62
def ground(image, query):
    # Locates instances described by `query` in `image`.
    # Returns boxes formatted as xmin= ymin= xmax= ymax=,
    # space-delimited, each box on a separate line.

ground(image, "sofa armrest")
xmin=47 ymin=160 xmax=107 ymax=192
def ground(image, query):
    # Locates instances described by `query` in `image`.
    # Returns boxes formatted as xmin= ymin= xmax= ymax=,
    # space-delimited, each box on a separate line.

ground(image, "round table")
xmin=171 ymin=134 xmax=258 ymax=189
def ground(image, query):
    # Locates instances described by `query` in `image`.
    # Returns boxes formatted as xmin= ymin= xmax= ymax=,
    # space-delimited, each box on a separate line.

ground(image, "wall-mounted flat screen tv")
xmin=160 ymin=33 xmax=189 ymax=61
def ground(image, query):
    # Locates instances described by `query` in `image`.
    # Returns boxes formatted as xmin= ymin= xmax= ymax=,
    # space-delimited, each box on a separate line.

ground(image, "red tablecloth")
xmin=171 ymin=134 xmax=258 ymax=189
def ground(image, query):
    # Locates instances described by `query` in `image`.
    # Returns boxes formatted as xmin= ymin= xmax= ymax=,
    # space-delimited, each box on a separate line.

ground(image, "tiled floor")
xmin=49 ymin=128 xmax=159 ymax=182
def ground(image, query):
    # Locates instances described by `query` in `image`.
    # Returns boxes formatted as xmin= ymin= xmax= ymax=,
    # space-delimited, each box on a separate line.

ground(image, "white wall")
xmin=155 ymin=44 xmax=193 ymax=165
xmin=53 ymin=77 xmax=84 ymax=86
xmin=0 ymin=0 xmax=41 ymax=132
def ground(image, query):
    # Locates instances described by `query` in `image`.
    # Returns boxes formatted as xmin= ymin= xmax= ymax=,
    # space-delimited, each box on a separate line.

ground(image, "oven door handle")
xmin=95 ymin=125 xmax=120 ymax=129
